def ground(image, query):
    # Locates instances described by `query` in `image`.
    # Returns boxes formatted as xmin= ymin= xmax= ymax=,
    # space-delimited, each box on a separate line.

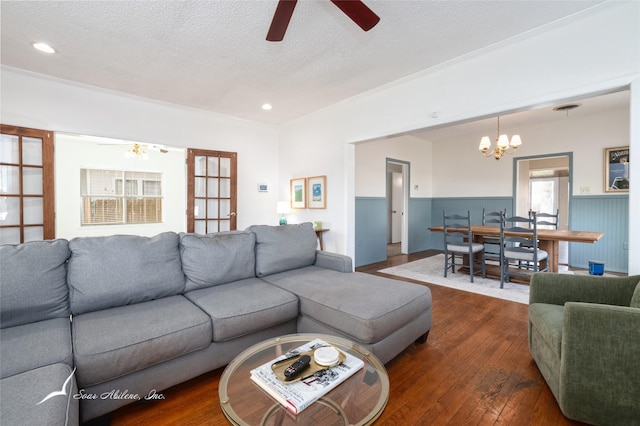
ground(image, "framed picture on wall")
xmin=307 ymin=175 xmax=326 ymax=209
xmin=604 ymin=146 xmax=629 ymax=192
xmin=290 ymin=178 xmax=306 ymax=209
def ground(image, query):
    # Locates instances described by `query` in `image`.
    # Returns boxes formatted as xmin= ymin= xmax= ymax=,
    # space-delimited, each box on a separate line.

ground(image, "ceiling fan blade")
xmin=266 ymin=0 xmax=298 ymax=42
xmin=330 ymin=0 xmax=380 ymax=32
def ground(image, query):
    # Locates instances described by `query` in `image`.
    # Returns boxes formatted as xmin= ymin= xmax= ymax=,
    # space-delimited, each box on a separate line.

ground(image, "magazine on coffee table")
xmin=249 ymin=338 xmax=365 ymax=415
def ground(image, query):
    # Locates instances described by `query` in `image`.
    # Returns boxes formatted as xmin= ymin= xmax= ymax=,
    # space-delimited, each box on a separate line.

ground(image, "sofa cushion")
xmin=0 ymin=239 xmax=70 ymax=328
xmin=72 ymin=296 xmax=211 ymax=387
xmin=0 ymin=363 xmax=79 ymax=426
xmin=630 ymin=281 xmax=640 ymax=308
xmin=0 ymin=318 xmax=73 ymax=379
xmin=67 ymin=232 xmax=185 ymax=315
xmin=180 ymin=231 xmax=256 ymax=291
xmin=184 ymin=277 xmax=298 ymax=341
xmin=528 ymin=303 xmax=565 ymax=359
xmin=261 ymin=266 xmax=432 ymax=344
xmin=247 ymin=223 xmax=317 ymax=277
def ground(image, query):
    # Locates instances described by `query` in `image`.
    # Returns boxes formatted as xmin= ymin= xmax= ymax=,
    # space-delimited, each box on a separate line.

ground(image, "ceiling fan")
xmin=267 ymin=0 xmax=380 ymax=42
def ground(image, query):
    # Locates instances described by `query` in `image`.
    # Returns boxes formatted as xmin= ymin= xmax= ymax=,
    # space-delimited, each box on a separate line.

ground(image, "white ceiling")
xmin=1 ymin=0 xmax=619 ymax=128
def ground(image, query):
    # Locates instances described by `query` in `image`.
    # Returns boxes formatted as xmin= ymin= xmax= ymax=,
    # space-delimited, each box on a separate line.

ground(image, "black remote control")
xmin=283 ymin=355 xmax=311 ymax=380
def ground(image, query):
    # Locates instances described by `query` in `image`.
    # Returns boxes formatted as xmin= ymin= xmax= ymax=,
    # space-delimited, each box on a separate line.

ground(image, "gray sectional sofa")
xmin=0 ymin=222 xmax=432 ymax=425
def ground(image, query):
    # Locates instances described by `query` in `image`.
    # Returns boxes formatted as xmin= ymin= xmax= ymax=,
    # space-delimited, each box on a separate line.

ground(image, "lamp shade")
xmin=479 ymin=136 xmax=491 ymax=151
xmin=510 ymin=135 xmax=522 ymax=147
xmin=497 ymin=134 xmax=510 ymax=148
xmin=276 ymin=201 xmax=290 ymax=214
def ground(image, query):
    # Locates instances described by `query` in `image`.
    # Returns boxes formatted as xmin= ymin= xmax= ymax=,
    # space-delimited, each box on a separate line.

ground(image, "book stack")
xmin=250 ymin=338 xmax=365 ymax=415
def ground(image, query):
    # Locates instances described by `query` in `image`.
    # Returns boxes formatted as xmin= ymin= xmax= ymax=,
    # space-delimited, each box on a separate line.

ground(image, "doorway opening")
xmin=514 ymin=153 xmax=571 ymax=266
xmin=386 ymin=159 xmax=409 ymax=257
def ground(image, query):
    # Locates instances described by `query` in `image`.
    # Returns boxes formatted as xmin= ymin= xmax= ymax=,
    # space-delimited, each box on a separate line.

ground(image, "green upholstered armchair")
xmin=528 ymin=273 xmax=640 ymax=425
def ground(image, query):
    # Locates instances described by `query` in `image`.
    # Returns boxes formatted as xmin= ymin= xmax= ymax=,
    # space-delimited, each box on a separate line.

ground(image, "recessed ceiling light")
xmin=33 ymin=42 xmax=56 ymax=54
xmin=262 ymin=103 xmax=273 ymax=111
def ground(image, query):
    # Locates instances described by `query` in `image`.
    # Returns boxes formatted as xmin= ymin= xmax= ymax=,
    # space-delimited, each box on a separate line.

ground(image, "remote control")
xmin=283 ymin=355 xmax=311 ymax=380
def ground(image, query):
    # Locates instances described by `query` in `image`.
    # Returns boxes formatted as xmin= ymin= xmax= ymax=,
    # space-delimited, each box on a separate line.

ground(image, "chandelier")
xmin=478 ymin=116 xmax=522 ymax=160
xmin=125 ymin=143 xmax=149 ymax=160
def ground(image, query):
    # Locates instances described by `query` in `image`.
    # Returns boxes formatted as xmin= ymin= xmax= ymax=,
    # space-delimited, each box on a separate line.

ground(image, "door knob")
xmin=229 ymin=212 xmax=237 ymax=217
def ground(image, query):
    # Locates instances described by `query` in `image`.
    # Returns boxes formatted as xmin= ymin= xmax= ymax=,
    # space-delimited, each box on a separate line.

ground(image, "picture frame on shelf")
xmin=604 ymin=146 xmax=629 ymax=192
xmin=307 ymin=175 xmax=326 ymax=209
xmin=290 ymin=178 xmax=306 ymax=209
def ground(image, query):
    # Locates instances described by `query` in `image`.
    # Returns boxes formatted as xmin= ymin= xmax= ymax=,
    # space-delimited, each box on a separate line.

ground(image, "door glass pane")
xmin=0 ymin=227 xmax=20 ymax=244
xmin=194 ymin=199 xmax=205 ymax=219
xmin=207 ymin=178 xmax=219 ymax=197
xmin=194 ymin=177 xmax=206 ymax=197
xmin=220 ymin=199 xmax=230 ymax=218
xmin=0 ymin=134 xmax=20 ymax=163
xmin=207 ymin=200 xmax=219 ymax=218
xmin=194 ymin=220 xmax=206 ymax=234
xmin=207 ymin=157 xmax=219 ymax=177
xmin=1 ymin=197 xmax=20 ymax=225
xmin=24 ymin=226 xmax=43 ymax=242
xmin=23 ymin=167 xmax=43 ymax=195
xmin=22 ymin=137 xmax=43 ymax=166
xmin=0 ymin=165 xmax=20 ymax=193
xmin=23 ymin=197 xmax=43 ymax=224
xmin=207 ymin=220 xmax=218 ymax=233
xmin=194 ymin=156 xmax=206 ymax=176
xmin=220 ymin=179 xmax=230 ymax=198
xmin=219 ymin=220 xmax=230 ymax=232
xmin=220 ymin=157 xmax=231 ymax=177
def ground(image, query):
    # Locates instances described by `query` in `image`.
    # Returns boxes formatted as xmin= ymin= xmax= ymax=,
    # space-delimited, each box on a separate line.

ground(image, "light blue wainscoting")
xmin=408 ymin=198 xmax=432 ymax=254
xmin=428 ymin=197 xmax=513 ymax=251
xmin=355 ymin=197 xmax=387 ymax=267
xmin=569 ymin=195 xmax=629 ymax=273
xmin=355 ymin=197 xmax=434 ymax=267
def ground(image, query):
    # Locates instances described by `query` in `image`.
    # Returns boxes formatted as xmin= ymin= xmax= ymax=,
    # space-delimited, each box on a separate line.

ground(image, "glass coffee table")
xmin=218 ymin=333 xmax=389 ymax=425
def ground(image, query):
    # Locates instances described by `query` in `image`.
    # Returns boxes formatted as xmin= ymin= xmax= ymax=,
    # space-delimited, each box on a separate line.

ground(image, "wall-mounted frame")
xmin=307 ymin=175 xmax=327 ymax=209
xmin=604 ymin=146 xmax=629 ymax=192
xmin=290 ymin=178 xmax=306 ymax=209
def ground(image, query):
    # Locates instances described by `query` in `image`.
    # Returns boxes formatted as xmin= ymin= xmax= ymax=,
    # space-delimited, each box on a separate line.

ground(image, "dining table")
xmin=428 ymin=225 xmax=604 ymax=273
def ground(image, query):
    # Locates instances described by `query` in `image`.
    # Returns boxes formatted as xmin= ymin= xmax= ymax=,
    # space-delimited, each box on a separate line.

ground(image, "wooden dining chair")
xmin=533 ymin=208 xmax=560 ymax=229
xmin=481 ymin=208 xmax=506 ymax=263
xmin=443 ymin=210 xmax=486 ymax=283
xmin=500 ymin=213 xmax=548 ymax=288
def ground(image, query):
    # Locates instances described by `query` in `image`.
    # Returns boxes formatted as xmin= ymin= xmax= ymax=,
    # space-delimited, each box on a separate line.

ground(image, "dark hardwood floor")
xmin=107 ymin=250 xmax=583 ymax=426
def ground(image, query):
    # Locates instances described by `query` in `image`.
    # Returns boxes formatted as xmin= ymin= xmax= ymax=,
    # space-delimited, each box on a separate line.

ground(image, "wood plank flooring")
xmin=106 ymin=250 xmax=584 ymax=426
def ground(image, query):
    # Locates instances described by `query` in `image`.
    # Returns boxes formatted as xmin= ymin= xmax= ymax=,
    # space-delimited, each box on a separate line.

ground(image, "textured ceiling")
xmin=1 ymin=0 xmax=610 ymax=125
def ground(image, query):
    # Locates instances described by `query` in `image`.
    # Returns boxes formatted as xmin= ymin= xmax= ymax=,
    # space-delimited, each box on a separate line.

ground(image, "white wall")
xmin=355 ymin=135 xmax=433 ymax=198
xmin=430 ymin=106 xmax=629 ymax=197
xmin=1 ymin=68 xmax=282 ymax=234
xmin=279 ymin=1 xmax=640 ymax=272
xmin=54 ymin=134 xmax=187 ymax=238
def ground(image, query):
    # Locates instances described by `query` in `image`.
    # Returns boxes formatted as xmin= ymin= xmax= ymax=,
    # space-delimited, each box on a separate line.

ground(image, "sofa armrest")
xmin=529 ymin=273 xmax=639 ymax=307
xmin=560 ymin=302 xmax=640 ymax=424
xmin=314 ymin=251 xmax=353 ymax=272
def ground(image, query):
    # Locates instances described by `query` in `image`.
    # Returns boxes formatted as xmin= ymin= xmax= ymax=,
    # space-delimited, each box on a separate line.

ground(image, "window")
xmin=80 ymin=169 xmax=162 ymax=225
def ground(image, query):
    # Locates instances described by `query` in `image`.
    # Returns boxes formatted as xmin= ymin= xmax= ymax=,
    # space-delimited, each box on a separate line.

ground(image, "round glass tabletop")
xmin=218 ymin=333 xmax=389 ymax=426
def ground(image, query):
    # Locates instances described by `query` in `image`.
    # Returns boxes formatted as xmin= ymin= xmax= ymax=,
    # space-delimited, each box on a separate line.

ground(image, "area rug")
xmin=378 ymin=254 xmax=530 ymax=305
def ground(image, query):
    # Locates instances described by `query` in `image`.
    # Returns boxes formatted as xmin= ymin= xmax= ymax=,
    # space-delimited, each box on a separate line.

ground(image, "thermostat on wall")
xmin=258 ymin=183 xmax=268 ymax=192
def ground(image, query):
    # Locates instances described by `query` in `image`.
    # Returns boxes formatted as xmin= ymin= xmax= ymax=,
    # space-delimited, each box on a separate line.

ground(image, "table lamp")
xmin=277 ymin=201 xmax=289 ymax=225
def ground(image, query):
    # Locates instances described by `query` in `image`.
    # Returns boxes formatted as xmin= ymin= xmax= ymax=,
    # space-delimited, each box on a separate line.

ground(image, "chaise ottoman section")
xmin=0 ymin=363 xmax=79 ymax=426
xmin=261 ymin=266 xmax=432 ymax=344
xmin=185 ymin=277 xmax=298 ymax=342
xmin=72 ymin=295 xmax=212 ymax=388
